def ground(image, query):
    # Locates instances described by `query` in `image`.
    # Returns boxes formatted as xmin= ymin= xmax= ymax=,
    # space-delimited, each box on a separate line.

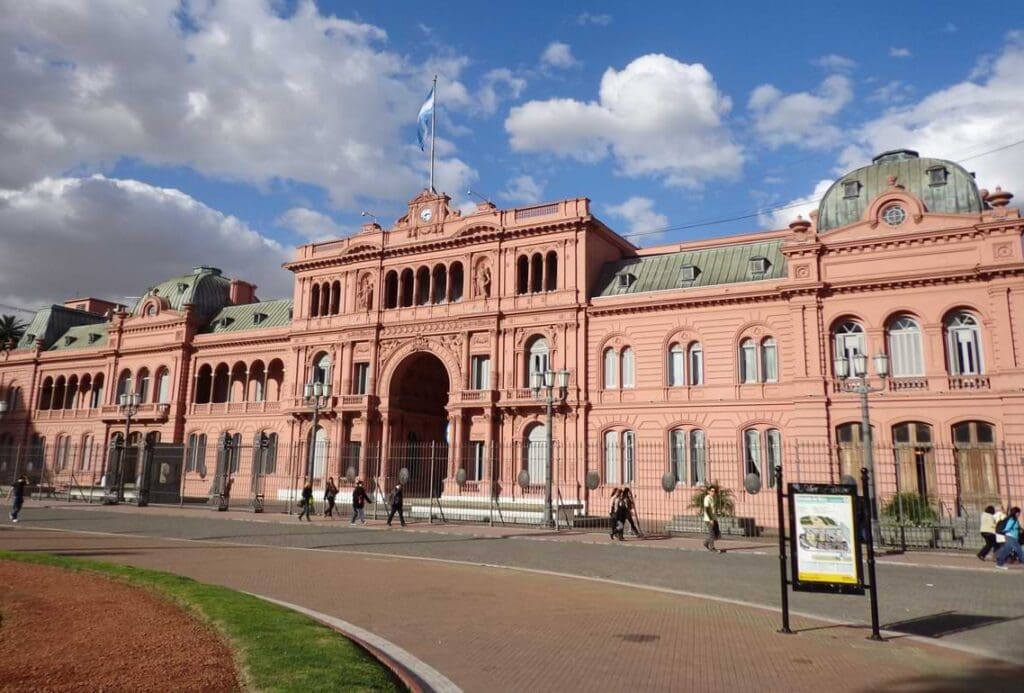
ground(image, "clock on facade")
xmin=419 ymin=207 xmax=433 ymax=222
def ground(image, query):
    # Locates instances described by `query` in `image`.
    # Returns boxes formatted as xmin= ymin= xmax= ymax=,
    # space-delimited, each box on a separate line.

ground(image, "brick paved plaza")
xmin=2 ymin=502 xmax=1023 ymax=692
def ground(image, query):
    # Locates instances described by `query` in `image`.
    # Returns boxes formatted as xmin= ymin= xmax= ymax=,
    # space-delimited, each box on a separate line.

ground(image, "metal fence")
xmin=1 ymin=438 xmax=1021 ymax=549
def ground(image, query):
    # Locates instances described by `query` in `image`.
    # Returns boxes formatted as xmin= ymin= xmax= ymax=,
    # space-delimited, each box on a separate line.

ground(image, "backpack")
xmin=995 ymin=517 xmax=1008 ymax=535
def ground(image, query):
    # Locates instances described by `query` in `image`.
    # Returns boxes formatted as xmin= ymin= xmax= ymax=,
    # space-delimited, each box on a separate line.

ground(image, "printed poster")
xmin=789 ymin=485 xmax=864 ymax=594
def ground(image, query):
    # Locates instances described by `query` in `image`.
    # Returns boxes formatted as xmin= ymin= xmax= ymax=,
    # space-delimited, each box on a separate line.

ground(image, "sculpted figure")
xmin=476 ymin=265 xmax=492 ymax=298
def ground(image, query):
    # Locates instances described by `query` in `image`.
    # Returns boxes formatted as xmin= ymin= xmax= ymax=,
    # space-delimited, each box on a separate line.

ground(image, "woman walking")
xmin=995 ymin=507 xmax=1022 ymax=569
xmin=621 ymin=488 xmax=643 ymax=538
xmin=978 ymin=505 xmax=998 ymax=561
xmin=323 ymin=477 xmax=339 ymax=517
xmin=611 ymin=492 xmax=629 ymax=541
xmin=297 ymin=480 xmax=314 ymax=522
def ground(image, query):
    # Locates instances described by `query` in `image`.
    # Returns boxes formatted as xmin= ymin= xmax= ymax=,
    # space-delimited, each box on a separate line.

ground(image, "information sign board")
xmin=788 ymin=483 xmax=864 ymax=595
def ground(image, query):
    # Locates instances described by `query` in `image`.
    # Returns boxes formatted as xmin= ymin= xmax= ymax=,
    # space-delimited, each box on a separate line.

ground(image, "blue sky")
xmin=1 ymin=1 xmax=1022 ymax=307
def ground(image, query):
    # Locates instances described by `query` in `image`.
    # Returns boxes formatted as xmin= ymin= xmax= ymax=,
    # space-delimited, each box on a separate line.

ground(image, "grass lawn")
xmin=0 ymin=550 xmax=401 ymax=692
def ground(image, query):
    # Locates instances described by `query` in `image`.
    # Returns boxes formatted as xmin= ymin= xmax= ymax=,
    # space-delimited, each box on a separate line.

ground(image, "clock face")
xmin=419 ymin=207 xmax=433 ymax=222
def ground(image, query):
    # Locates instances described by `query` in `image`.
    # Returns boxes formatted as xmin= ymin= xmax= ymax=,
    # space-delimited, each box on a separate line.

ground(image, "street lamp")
xmin=530 ymin=368 xmax=570 ymax=528
xmin=834 ymin=352 xmax=889 ymax=536
xmin=303 ymin=380 xmax=332 ymax=482
xmin=115 ymin=391 xmax=141 ymax=501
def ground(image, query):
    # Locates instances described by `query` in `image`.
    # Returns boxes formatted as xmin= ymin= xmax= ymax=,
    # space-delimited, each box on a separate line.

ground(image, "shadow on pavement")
xmin=883 ymin=611 xmax=1024 ymax=638
xmin=876 ymin=660 xmax=1024 ymax=692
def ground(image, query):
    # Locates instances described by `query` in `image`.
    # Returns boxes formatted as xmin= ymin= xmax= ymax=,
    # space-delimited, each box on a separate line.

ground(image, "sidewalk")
xmin=1 ymin=525 xmax=1017 ymax=693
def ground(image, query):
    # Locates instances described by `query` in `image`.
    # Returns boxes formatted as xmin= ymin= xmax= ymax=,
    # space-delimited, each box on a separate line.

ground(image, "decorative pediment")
xmin=343 ymin=243 xmax=381 ymax=256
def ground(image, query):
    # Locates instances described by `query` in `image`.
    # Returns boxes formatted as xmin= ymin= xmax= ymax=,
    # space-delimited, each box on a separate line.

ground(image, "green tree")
xmin=0 ymin=314 xmax=27 ymax=348
xmin=690 ymin=483 xmax=736 ymax=517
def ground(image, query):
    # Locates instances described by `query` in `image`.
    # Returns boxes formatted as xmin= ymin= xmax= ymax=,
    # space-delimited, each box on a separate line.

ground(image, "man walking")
xmin=297 ymin=480 xmax=314 ymax=522
xmin=386 ymin=483 xmax=406 ymax=527
xmin=9 ymin=474 xmax=27 ymax=523
xmin=350 ymin=480 xmax=370 ymax=525
xmin=702 ymin=486 xmax=723 ymax=553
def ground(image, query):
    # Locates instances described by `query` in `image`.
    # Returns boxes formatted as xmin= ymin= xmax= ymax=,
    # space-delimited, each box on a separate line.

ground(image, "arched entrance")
xmin=387 ymin=351 xmax=451 ymax=496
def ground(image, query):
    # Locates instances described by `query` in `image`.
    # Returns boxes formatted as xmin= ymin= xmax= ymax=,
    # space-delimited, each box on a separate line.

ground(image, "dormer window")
xmin=88 ymin=333 xmax=101 ymax=344
xmin=927 ymin=166 xmax=948 ymax=186
xmin=177 ymin=283 xmax=189 ymax=293
xmin=842 ymin=180 xmax=861 ymax=198
xmin=749 ymin=257 xmax=770 ymax=276
xmin=253 ymin=312 xmax=268 ymax=325
xmin=64 ymin=336 xmax=76 ymax=347
xmin=25 ymin=333 xmax=35 ymax=343
xmin=679 ymin=265 xmax=699 ymax=283
xmin=615 ymin=272 xmax=636 ymax=290
xmin=219 ymin=317 xmax=234 ymax=328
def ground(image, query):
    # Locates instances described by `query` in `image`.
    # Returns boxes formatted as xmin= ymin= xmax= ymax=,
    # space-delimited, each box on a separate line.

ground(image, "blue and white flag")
xmin=416 ymin=86 xmax=434 ymax=151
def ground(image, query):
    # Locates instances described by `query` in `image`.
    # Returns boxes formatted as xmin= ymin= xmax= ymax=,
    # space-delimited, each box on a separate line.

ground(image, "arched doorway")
xmin=388 ymin=351 xmax=451 ymax=496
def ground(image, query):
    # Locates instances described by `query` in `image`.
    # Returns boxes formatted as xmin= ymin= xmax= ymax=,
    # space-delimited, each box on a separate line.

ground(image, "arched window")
xmin=330 ymin=280 xmax=341 ymax=315
xmin=623 ymin=431 xmax=635 ymax=484
xmin=55 ymin=435 xmax=71 ymax=471
xmin=517 ymin=255 xmax=529 ymax=295
xmin=761 ymin=338 xmax=778 ymax=383
xmin=668 ymin=344 xmax=684 ymax=387
xmin=308 ymin=426 xmax=328 ymax=480
xmin=266 ymin=359 xmax=284 ymax=401
xmin=91 ymin=374 xmax=103 ymax=408
xmin=530 ymin=253 xmax=543 ymax=293
xmin=449 ymin=262 xmax=464 ymax=302
xmin=79 ymin=375 xmax=92 ymax=409
xmin=312 ymin=352 xmax=331 ymax=386
xmin=222 ymin=432 xmax=242 ymax=474
xmin=603 ymin=348 xmax=618 ymax=389
xmin=888 ymin=316 xmax=924 ymax=377
xmin=186 ymin=433 xmax=208 ymax=476
xmin=384 ymin=270 xmax=398 ymax=309
xmin=527 ymin=337 xmax=549 ymax=385
xmin=524 ymin=423 xmax=547 ymax=484
xmin=621 ymin=347 xmax=635 ymax=389
xmin=893 ymin=422 xmax=935 ymax=501
xmin=739 ymin=339 xmax=757 ymax=383
xmin=688 ymin=342 xmax=703 ymax=386
xmin=228 ymin=362 xmax=246 ymax=403
xmin=545 ymin=251 xmax=558 ymax=291
xmin=39 ymin=377 xmax=54 ymax=410
xmin=834 ymin=321 xmax=865 ymax=370
xmin=670 ymin=429 xmax=686 ymax=483
xmin=53 ymin=376 xmax=66 ymax=410
xmin=952 ymin=421 xmax=998 ymax=502
xmin=431 ymin=264 xmax=447 ymax=304
xmin=604 ymin=430 xmax=619 ymax=484
xmin=400 ymin=268 xmax=414 ymax=307
xmin=65 ymin=375 xmax=79 ymax=410
xmin=415 ymin=266 xmax=431 ymax=305
xmin=116 ymin=369 xmax=132 ymax=399
xmin=249 ymin=361 xmax=266 ymax=402
xmin=80 ymin=435 xmax=94 ymax=471
xmin=945 ymin=312 xmax=983 ymax=375
xmin=766 ymin=429 xmax=782 ymax=486
xmin=212 ymin=363 xmax=229 ymax=403
xmin=194 ymin=365 xmax=212 ymax=404
xmin=5 ymin=385 xmax=19 ymax=412
xmin=320 ymin=282 xmax=330 ymax=317
xmin=743 ymin=429 xmax=762 ymax=477
xmin=836 ymin=422 xmax=870 ymax=482
xmin=156 ymin=367 xmax=171 ymax=404
xmin=256 ymin=431 xmax=278 ymax=475
xmin=310 ymin=283 xmax=320 ymax=317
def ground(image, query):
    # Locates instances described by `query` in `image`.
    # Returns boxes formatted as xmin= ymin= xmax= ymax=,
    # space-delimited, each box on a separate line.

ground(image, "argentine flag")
xmin=417 ymin=86 xmax=434 ymax=151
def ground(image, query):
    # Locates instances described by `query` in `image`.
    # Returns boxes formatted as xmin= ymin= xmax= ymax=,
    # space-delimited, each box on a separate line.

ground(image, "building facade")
xmin=1 ymin=150 xmax=1022 ymax=526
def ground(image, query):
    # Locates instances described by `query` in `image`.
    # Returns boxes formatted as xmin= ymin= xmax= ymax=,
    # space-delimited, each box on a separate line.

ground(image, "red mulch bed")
xmin=0 ymin=560 xmax=240 ymax=692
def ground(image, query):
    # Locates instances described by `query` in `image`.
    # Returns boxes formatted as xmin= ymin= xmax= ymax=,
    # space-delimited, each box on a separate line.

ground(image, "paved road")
xmin=4 ymin=504 xmax=1024 ymax=675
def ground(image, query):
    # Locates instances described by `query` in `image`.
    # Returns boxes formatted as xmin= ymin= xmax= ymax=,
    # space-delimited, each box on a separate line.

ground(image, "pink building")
xmin=1 ymin=150 xmax=1022 ymax=532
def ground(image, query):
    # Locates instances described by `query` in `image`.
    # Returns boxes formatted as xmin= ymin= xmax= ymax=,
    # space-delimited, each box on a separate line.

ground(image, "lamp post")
xmin=303 ymin=380 xmax=332 ymax=482
xmin=530 ymin=368 xmax=570 ymax=528
xmin=834 ymin=352 xmax=889 ymax=538
xmin=116 ymin=392 xmax=141 ymax=501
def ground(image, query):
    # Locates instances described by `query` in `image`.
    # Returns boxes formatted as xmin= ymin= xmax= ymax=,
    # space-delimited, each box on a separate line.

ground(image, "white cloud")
xmin=0 ymin=1 xmax=478 ymax=207
xmin=500 ymin=175 xmax=545 ymax=203
xmin=541 ymin=42 xmax=579 ymax=69
xmin=576 ymin=13 xmax=612 ymax=26
xmin=276 ymin=207 xmax=345 ymax=241
xmin=889 ymin=47 xmax=913 ymax=58
xmin=0 ymin=176 xmax=292 ymax=308
xmin=868 ymin=80 xmax=913 ymax=104
xmin=813 ymin=54 xmax=857 ymax=72
xmin=476 ymin=68 xmax=527 ymax=116
xmin=605 ymin=196 xmax=669 ymax=242
xmin=748 ymin=75 xmax=853 ymax=149
xmin=842 ymin=31 xmax=1024 ymax=197
xmin=506 ymin=54 xmax=743 ymax=187
xmin=759 ymin=179 xmax=833 ymax=230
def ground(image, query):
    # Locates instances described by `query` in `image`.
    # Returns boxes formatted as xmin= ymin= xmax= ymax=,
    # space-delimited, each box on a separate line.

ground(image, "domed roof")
xmin=816 ymin=149 xmax=984 ymax=233
xmin=132 ymin=266 xmax=231 ymax=317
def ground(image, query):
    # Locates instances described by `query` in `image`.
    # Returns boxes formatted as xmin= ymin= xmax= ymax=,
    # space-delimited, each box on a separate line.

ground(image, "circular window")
xmin=882 ymin=205 xmax=907 ymax=226
xmin=145 ymin=304 xmax=157 ymax=317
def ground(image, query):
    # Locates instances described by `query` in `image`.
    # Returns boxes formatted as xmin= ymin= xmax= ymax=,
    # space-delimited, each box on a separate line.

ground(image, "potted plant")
xmin=882 ymin=492 xmax=939 ymax=547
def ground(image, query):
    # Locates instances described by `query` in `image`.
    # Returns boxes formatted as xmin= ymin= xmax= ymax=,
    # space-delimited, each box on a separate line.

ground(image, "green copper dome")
xmin=816 ymin=150 xmax=984 ymax=233
xmin=132 ymin=266 xmax=232 ymax=317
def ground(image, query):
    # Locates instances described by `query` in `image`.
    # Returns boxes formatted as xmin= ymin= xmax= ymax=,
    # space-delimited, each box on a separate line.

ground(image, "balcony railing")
xmin=341 ymin=395 xmax=367 ymax=407
xmin=99 ymin=403 xmax=170 ymax=421
xmin=888 ymin=377 xmax=928 ymax=392
xmin=189 ymin=400 xmax=283 ymax=415
xmin=948 ymin=376 xmax=990 ymax=390
xmin=34 ymin=408 xmax=98 ymax=420
xmin=502 ymin=388 xmax=536 ymax=404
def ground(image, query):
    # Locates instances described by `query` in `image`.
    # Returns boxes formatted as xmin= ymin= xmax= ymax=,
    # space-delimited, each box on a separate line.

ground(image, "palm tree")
xmin=0 ymin=314 xmax=28 ymax=348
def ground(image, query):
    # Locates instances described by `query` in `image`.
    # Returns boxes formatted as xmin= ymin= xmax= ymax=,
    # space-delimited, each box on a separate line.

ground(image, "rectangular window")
xmin=741 ymin=343 xmax=758 ymax=383
xmin=158 ymin=372 xmax=171 ymax=403
xmin=761 ymin=341 xmax=778 ymax=382
xmin=604 ymin=431 xmax=619 ymax=484
xmin=471 ymin=356 xmax=490 ymax=390
xmin=353 ymin=363 xmax=369 ymax=394
xmin=621 ymin=349 xmax=635 ymax=389
xmin=603 ymin=349 xmax=617 ymax=389
xmin=469 ymin=441 xmax=485 ymax=481
xmin=623 ymin=431 xmax=635 ymax=484
xmin=668 ymin=347 xmax=684 ymax=387
xmin=689 ymin=345 xmax=703 ymax=386
xmin=670 ymin=430 xmax=686 ymax=484
xmin=744 ymin=430 xmax=761 ymax=476
xmin=690 ymin=431 xmax=706 ymax=485
xmin=890 ymin=330 xmax=924 ymax=376
xmin=766 ymin=430 xmax=782 ymax=487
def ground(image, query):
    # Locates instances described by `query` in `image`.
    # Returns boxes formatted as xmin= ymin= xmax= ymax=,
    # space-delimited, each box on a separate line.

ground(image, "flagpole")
xmin=429 ymin=75 xmax=437 ymax=193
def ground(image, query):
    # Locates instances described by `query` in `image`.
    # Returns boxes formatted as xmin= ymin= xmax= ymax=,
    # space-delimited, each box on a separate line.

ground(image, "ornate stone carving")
xmin=794 ymin=265 xmax=811 ymax=279
xmin=356 ymin=275 xmax=374 ymax=310
xmin=474 ymin=261 xmax=492 ymax=298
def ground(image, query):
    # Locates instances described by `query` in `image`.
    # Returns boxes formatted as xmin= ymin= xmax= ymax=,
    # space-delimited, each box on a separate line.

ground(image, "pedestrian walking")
xmin=978 ymin=505 xmax=998 ymax=561
xmin=611 ymin=492 xmax=629 ymax=541
xmin=297 ymin=480 xmax=314 ymax=522
xmin=9 ymin=474 xmax=27 ymax=523
xmin=323 ymin=477 xmax=339 ymax=517
xmin=350 ymin=480 xmax=370 ymax=525
xmin=621 ymin=487 xmax=643 ymax=538
xmin=608 ymin=488 xmax=620 ymax=540
xmin=702 ymin=486 xmax=723 ymax=553
xmin=995 ymin=507 xmax=1022 ymax=569
xmin=386 ymin=483 xmax=406 ymax=527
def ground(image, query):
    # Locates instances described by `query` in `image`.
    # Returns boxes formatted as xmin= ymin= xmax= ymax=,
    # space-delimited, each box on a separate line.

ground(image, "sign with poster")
xmin=788 ymin=483 xmax=864 ymax=595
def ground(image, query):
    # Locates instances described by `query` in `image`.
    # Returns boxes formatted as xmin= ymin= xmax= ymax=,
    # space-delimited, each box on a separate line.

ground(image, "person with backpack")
xmin=350 ymin=480 xmax=370 ymax=525
xmin=323 ymin=477 xmax=339 ymax=517
xmin=297 ymin=480 xmax=314 ymax=522
xmin=978 ymin=505 xmax=998 ymax=561
xmin=386 ymin=483 xmax=406 ymax=527
xmin=995 ymin=507 xmax=1022 ymax=569
xmin=9 ymin=474 xmax=27 ymax=523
